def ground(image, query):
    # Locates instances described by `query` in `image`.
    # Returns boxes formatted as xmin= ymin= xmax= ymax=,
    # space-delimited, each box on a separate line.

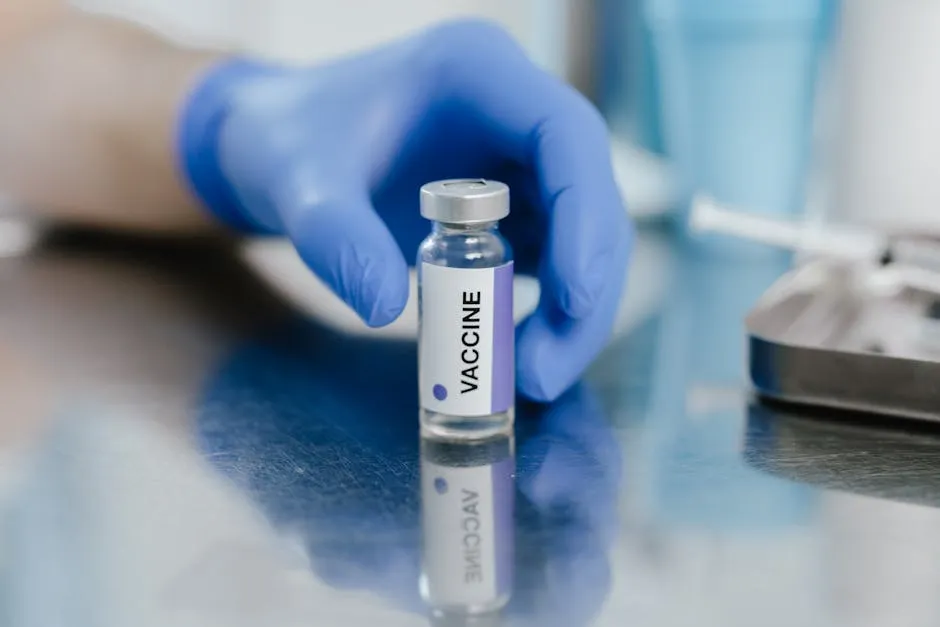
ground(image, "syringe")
xmin=689 ymin=194 xmax=940 ymax=294
xmin=690 ymin=194 xmax=940 ymax=270
xmin=689 ymin=194 xmax=886 ymax=261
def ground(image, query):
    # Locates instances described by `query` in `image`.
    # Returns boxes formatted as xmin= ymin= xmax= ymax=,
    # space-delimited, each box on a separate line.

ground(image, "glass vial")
xmin=419 ymin=432 xmax=515 ymax=620
xmin=418 ymin=179 xmax=515 ymax=441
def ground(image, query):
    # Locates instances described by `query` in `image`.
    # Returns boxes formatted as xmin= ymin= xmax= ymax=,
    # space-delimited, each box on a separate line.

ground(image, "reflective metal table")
xmin=3 ymin=225 xmax=940 ymax=627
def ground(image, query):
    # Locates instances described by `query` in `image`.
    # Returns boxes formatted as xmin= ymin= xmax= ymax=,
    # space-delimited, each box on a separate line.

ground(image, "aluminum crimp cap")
xmin=420 ymin=179 xmax=510 ymax=224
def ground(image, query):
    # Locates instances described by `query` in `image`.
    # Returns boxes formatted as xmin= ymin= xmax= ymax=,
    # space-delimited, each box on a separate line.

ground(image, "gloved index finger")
xmin=423 ymin=20 xmax=632 ymax=320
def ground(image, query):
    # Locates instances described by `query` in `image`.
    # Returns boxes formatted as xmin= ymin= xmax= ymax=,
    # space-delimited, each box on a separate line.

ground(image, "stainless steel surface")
xmin=3 ymin=226 xmax=940 ymax=626
xmin=747 ymin=258 xmax=940 ymax=420
xmin=746 ymin=399 xmax=940 ymax=509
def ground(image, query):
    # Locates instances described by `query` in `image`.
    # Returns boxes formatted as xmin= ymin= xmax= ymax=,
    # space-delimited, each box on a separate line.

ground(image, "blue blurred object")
xmin=597 ymin=0 xmax=665 ymax=156
xmin=645 ymin=0 xmax=832 ymax=23
xmin=177 ymin=19 xmax=632 ymax=403
xmin=642 ymin=0 xmax=837 ymax=238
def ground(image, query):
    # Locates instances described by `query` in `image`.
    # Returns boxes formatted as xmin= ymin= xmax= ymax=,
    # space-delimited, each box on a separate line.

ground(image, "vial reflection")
xmin=420 ymin=432 xmax=515 ymax=622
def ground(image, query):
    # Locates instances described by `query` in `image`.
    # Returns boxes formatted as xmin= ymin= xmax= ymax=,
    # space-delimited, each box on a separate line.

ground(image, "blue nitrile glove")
xmin=178 ymin=19 xmax=632 ymax=402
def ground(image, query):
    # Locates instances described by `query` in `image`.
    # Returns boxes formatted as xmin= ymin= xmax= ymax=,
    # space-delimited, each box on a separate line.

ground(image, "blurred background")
xmin=70 ymin=0 xmax=938 ymax=244
xmin=58 ymin=0 xmax=862 ymax=338
xmin=64 ymin=0 xmax=834 ymax=226
xmin=13 ymin=0 xmax=936 ymax=252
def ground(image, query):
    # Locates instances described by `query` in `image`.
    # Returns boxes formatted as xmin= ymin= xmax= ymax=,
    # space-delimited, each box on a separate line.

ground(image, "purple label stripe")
xmin=491 ymin=262 xmax=514 ymax=414
xmin=492 ymin=455 xmax=514 ymax=597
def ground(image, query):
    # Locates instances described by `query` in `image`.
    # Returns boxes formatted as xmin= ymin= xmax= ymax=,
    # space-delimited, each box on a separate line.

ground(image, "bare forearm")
xmin=0 ymin=10 xmax=226 ymax=232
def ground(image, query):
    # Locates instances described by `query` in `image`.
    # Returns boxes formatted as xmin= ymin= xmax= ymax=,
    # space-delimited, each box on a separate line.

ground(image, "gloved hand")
xmin=178 ymin=19 xmax=632 ymax=402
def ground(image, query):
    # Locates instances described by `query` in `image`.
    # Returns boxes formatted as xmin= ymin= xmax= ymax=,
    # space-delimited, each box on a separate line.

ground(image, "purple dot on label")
xmin=433 ymin=384 xmax=447 ymax=401
xmin=434 ymin=477 xmax=448 ymax=494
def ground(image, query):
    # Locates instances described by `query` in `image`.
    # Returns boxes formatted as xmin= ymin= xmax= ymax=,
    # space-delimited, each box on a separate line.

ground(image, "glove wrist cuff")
xmin=177 ymin=57 xmax=277 ymax=233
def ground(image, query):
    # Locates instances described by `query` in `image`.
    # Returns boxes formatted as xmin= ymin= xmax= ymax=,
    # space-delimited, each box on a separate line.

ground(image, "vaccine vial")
xmin=418 ymin=179 xmax=514 ymax=441
xmin=419 ymin=433 xmax=515 ymax=620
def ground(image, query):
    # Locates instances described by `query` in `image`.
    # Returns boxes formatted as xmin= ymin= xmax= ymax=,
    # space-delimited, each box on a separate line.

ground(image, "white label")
xmin=419 ymin=262 xmax=514 ymax=416
xmin=421 ymin=458 xmax=512 ymax=607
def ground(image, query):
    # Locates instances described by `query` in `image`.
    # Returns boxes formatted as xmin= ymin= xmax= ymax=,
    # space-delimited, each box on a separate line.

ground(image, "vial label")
xmin=421 ymin=456 xmax=514 ymax=608
xmin=419 ymin=261 xmax=514 ymax=416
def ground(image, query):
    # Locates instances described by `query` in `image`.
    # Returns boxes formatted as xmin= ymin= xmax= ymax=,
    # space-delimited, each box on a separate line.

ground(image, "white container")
xmin=829 ymin=1 xmax=940 ymax=236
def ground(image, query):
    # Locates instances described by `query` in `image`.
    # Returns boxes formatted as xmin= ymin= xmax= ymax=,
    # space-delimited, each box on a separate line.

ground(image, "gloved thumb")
xmin=274 ymin=176 xmax=410 ymax=328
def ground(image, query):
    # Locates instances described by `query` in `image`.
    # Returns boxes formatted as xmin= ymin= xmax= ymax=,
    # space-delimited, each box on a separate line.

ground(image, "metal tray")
xmin=747 ymin=257 xmax=940 ymax=421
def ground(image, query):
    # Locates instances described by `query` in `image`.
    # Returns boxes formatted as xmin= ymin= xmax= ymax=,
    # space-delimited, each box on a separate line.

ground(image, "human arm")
xmin=0 ymin=6 xmax=632 ymax=401
xmin=0 ymin=2 xmax=220 ymax=231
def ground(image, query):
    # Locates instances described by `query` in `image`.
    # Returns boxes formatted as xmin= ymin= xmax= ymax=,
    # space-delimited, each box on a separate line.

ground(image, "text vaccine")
xmin=418 ymin=179 xmax=514 ymax=441
xmin=419 ymin=433 xmax=514 ymax=621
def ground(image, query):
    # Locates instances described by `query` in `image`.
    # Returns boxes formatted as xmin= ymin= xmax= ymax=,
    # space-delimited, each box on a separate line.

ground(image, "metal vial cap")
xmin=420 ymin=179 xmax=510 ymax=225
